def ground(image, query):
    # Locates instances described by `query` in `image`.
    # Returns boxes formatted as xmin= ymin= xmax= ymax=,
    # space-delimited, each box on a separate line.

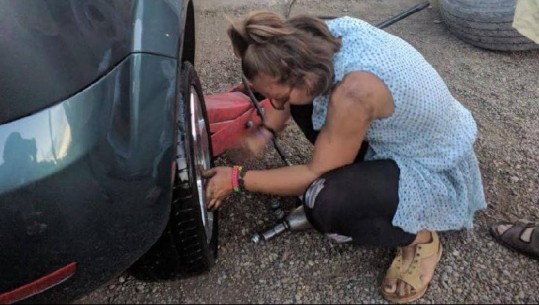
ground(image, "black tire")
xmin=170 ymin=61 xmax=218 ymax=273
xmin=439 ymin=0 xmax=539 ymax=51
xmin=129 ymin=62 xmax=217 ymax=280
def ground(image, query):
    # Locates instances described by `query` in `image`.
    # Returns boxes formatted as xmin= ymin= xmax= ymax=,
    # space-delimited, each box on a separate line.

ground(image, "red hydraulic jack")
xmin=205 ymin=79 xmax=292 ymax=166
xmin=205 ymin=83 xmax=270 ymax=158
xmin=203 ymin=1 xmax=431 ymax=244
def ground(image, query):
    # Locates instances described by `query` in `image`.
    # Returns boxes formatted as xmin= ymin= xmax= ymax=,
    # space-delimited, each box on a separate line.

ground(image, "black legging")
xmin=290 ymin=104 xmax=416 ymax=247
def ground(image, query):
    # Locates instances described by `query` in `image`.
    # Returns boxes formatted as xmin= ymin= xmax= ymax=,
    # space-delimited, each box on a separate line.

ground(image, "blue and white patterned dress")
xmin=311 ymin=16 xmax=487 ymax=234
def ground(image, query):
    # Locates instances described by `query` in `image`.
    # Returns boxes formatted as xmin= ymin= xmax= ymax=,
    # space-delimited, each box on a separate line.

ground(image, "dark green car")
xmin=0 ymin=0 xmax=218 ymax=303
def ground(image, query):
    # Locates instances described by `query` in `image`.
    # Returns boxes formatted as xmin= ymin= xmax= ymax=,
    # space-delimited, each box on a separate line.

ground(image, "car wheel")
xmin=439 ymin=0 xmax=539 ymax=51
xmin=170 ymin=61 xmax=218 ymax=273
xmin=129 ymin=62 xmax=217 ymax=279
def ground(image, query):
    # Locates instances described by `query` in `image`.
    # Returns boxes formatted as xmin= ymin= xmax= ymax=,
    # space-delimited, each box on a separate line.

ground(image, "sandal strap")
xmin=398 ymin=266 xmax=423 ymax=291
xmin=531 ymin=225 xmax=539 ymax=243
xmin=530 ymin=227 xmax=539 ymax=254
xmin=513 ymin=220 xmax=536 ymax=230
xmin=416 ymin=231 xmax=441 ymax=258
xmin=500 ymin=220 xmax=536 ymax=244
xmin=385 ymin=248 xmax=403 ymax=279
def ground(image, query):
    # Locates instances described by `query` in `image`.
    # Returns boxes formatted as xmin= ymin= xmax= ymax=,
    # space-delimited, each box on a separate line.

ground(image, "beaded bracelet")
xmin=231 ymin=165 xmax=243 ymax=193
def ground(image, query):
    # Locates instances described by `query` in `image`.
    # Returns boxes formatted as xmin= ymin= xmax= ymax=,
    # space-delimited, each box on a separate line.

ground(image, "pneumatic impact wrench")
xmin=251 ymin=205 xmax=312 ymax=244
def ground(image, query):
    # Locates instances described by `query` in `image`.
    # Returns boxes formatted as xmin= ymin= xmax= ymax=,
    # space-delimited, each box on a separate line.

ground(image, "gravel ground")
xmin=74 ymin=0 xmax=539 ymax=303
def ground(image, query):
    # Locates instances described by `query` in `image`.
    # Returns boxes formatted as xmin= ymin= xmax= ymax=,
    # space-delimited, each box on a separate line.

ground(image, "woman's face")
xmin=250 ymin=73 xmax=313 ymax=110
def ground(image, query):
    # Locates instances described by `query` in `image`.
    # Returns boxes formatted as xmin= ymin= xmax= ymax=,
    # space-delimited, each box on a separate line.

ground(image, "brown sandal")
xmin=490 ymin=220 xmax=539 ymax=261
xmin=381 ymin=232 xmax=443 ymax=304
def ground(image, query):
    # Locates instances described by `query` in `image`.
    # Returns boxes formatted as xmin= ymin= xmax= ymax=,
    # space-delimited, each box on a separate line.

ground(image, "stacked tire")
xmin=438 ymin=0 xmax=539 ymax=51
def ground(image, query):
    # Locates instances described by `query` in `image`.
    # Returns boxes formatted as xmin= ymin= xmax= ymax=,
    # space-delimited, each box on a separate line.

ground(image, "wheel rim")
xmin=189 ymin=87 xmax=214 ymax=244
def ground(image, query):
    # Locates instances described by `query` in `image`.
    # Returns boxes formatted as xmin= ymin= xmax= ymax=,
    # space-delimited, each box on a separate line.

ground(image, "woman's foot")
xmin=381 ymin=230 xmax=443 ymax=304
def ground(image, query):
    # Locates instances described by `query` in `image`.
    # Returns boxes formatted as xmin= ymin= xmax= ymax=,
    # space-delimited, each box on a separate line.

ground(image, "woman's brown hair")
xmin=227 ymin=11 xmax=341 ymax=97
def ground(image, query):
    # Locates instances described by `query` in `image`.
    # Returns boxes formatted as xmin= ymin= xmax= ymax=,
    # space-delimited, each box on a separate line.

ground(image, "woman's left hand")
xmin=202 ymin=166 xmax=234 ymax=210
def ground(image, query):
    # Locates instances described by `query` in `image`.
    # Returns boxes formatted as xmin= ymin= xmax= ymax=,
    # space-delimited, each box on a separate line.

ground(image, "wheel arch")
xmin=180 ymin=0 xmax=196 ymax=65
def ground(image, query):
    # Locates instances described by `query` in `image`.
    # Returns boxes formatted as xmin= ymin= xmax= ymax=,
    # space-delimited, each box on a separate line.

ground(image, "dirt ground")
xmin=75 ymin=0 xmax=539 ymax=303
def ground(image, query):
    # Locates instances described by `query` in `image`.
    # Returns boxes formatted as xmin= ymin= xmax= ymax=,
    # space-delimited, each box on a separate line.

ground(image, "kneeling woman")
xmin=203 ymin=11 xmax=487 ymax=303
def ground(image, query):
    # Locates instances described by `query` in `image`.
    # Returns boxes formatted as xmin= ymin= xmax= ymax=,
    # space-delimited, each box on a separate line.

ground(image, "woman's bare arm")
xmin=242 ymin=71 xmax=395 ymax=196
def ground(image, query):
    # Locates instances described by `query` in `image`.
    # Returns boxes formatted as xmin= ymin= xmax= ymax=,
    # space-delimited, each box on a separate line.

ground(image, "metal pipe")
xmin=241 ymin=76 xmax=291 ymax=222
xmin=241 ymin=75 xmax=292 ymax=166
xmin=375 ymin=1 xmax=430 ymax=29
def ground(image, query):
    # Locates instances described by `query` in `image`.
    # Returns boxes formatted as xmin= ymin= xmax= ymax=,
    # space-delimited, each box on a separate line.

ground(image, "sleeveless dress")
xmin=311 ymin=16 xmax=487 ymax=233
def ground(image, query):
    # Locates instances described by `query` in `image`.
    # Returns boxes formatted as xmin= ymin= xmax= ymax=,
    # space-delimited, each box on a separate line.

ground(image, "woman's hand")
xmin=226 ymin=127 xmax=271 ymax=163
xmin=202 ymin=166 xmax=234 ymax=210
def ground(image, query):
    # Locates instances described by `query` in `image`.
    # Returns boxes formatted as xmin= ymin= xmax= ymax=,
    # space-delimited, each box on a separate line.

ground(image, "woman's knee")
xmin=302 ymin=177 xmax=337 ymax=233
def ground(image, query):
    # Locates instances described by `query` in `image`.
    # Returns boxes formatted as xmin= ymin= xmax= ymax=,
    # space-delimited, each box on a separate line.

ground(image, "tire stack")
xmin=437 ymin=0 xmax=539 ymax=51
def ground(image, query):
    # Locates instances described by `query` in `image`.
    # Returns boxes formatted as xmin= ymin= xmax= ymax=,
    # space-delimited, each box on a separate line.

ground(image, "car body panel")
xmin=0 ymin=0 xmax=189 ymax=124
xmin=0 ymin=52 xmax=178 ymax=302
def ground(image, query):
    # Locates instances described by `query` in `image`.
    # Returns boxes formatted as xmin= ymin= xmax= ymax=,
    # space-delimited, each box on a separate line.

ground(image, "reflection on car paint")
xmin=0 ymin=104 xmax=74 ymax=192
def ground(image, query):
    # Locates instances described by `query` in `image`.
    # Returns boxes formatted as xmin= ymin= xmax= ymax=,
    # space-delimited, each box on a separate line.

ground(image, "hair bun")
xmin=227 ymin=11 xmax=293 ymax=57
